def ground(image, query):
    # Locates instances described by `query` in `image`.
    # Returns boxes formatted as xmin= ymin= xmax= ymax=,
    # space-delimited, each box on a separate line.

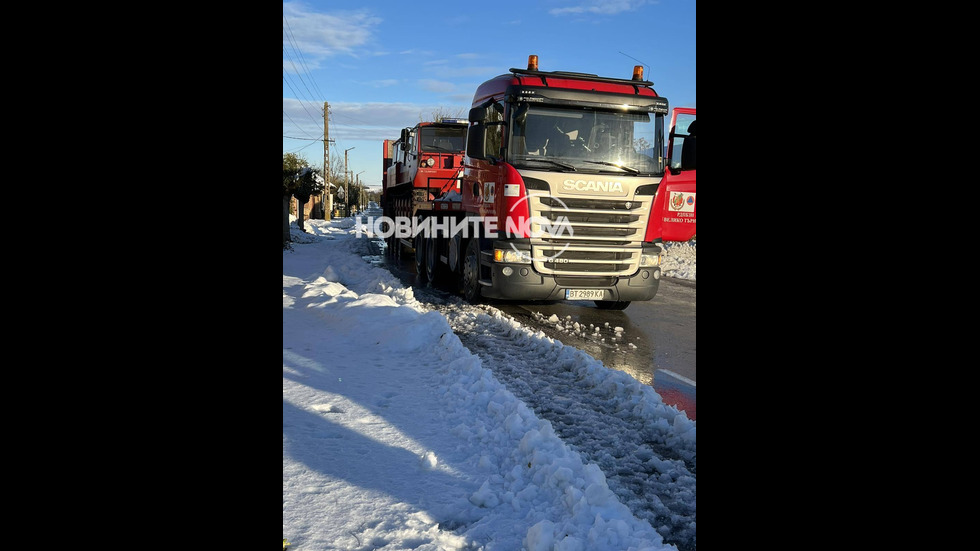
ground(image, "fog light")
xmin=502 ymin=266 xmax=514 ymax=276
xmin=652 ymin=268 xmax=661 ymax=279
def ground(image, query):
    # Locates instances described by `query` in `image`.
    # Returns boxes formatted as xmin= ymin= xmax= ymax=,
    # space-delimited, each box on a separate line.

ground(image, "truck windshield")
xmin=509 ymin=105 xmax=663 ymax=175
xmin=420 ymin=126 xmax=467 ymax=153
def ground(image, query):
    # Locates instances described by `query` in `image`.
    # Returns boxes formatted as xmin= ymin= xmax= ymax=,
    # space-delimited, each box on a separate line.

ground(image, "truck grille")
xmin=529 ymin=194 xmax=652 ymax=276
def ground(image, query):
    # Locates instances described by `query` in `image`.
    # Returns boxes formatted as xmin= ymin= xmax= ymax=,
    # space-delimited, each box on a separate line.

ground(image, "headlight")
xmin=493 ymin=248 xmax=532 ymax=264
xmin=639 ymin=253 xmax=662 ymax=267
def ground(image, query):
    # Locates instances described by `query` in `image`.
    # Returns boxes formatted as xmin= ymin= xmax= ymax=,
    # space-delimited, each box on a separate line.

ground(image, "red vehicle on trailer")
xmin=381 ymin=119 xmax=468 ymax=275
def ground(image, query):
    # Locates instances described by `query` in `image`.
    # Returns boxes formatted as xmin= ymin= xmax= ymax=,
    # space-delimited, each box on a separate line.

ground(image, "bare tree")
xmin=420 ymin=106 xmax=466 ymax=122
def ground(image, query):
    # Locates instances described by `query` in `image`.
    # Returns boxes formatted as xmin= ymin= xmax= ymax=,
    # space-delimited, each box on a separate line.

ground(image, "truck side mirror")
xmin=468 ymin=107 xmax=487 ymax=122
xmin=399 ymin=128 xmax=410 ymax=151
xmin=467 ymin=122 xmax=486 ymax=160
xmin=467 ymin=103 xmax=502 ymax=163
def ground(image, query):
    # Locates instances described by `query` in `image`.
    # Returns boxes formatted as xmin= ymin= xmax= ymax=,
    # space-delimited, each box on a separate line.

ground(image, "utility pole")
xmin=323 ymin=102 xmax=331 ymax=219
xmin=356 ymin=170 xmax=366 ymax=212
xmin=344 ymin=147 xmax=355 ymax=217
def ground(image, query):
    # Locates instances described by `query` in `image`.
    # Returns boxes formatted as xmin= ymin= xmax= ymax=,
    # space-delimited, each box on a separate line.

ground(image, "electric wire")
xmin=282 ymin=75 xmax=322 ymax=128
xmin=282 ymin=14 xmax=325 ymax=137
xmin=283 ymin=45 xmax=320 ymax=107
xmin=283 ymin=109 xmax=318 ymax=140
xmin=283 ymin=15 xmax=326 ymax=101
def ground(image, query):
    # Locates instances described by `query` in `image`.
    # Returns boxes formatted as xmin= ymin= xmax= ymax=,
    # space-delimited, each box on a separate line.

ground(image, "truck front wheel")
xmin=460 ymin=239 xmax=482 ymax=303
xmin=595 ymin=300 xmax=630 ymax=310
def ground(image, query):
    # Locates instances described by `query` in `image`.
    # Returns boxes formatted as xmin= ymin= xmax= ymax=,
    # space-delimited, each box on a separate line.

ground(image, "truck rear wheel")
xmin=425 ymin=235 xmax=444 ymax=283
xmin=460 ymin=238 xmax=482 ymax=303
xmin=383 ymin=220 xmax=397 ymax=258
xmin=414 ymin=234 xmax=427 ymax=282
xmin=595 ymin=300 xmax=630 ymax=310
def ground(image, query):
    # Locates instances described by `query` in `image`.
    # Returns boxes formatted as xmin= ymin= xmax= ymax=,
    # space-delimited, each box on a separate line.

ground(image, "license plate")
xmin=565 ymin=289 xmax=604 ymax=300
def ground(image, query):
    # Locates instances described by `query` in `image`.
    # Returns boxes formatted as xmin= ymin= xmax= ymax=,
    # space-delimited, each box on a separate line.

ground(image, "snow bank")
xmin=433 ymin=327 xmax=672 ymax=549
xmin=661 ymin=239 xmax=696 ymax=281
xmin=284 ymin=217 xmax=688 ymax=549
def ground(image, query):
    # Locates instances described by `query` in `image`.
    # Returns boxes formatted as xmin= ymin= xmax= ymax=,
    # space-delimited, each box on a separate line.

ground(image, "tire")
xmin=391 ymin=235 xmax=401 ymax=260
xmin=414 ymin=233 xmax=427 ymax=282
xmin=447 ymin=233 xmax=461 ymax=273
xmin=595 ymin=300 xmax=630 ymax=310
xmin=460 ymin=238 xmax=482 ymax=303
xmin=383 ymin=220 xmax=395 ymax=258
xmin=425 ymin=235 xmax=443 ymax=283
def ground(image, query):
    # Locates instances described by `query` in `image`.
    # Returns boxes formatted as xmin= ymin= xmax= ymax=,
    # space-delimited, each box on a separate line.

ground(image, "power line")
xmin=282 ymin=14 xmax=326 ymax=136
xmin=282 ymin=75 xmax=322 ymax=126
xmin=283 ymin=15 xmax=326 ymax=101
xmin=290 ymin=139 xmax=321 ymax=154
xmin=282 ymin=45 xmax=320 ymax=107
xmin=282 ymin=110 xmax=317 ymax=138
xmin=281 ymin=64 xmax=320 ymax=118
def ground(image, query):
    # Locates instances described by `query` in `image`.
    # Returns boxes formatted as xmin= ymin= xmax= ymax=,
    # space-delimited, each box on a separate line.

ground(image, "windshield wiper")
xmin=518 ymin=158 xmax=577 ymax=171
xmin=580 ymin=160 xmax=640 ymax=174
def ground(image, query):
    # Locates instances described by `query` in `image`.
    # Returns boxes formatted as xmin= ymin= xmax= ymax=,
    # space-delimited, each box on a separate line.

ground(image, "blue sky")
xmin=283 ymin=0 xmax=696 ymax=191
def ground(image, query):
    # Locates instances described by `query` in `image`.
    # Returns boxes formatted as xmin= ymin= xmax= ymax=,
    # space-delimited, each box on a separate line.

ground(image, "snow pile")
xmin=441 ymin=303 xmax=696 ymax=546
xmin=285 ymin=217 xmax=693 ymax=550
xmin=433 ymin=331 xmax=672 ymax=549
xmin=535 ymin=313 xmax=647 ymax=349
xmin=661 ymin=239 xmax=695 ymax=280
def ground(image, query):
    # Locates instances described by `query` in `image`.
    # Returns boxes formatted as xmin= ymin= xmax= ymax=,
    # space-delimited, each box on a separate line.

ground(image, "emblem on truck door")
xmin=483 ymin=181 xmax=495 ymax=203
xmin=669 ymin=191 xmax=696 ymax=212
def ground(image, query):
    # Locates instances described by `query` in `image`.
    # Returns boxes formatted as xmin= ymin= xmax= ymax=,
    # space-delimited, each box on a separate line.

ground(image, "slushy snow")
xmin=284 ymin=217 xmax=695 ymax=550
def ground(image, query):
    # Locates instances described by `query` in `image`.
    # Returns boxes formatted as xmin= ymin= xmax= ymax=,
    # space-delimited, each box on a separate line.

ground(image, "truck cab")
xmin=381 ymin=119 xmax=468 ymax=261
xmin=383 ymin=120 xmax=467 ymax=211
xmin=457 ymin=56 xmax=669 ymax=309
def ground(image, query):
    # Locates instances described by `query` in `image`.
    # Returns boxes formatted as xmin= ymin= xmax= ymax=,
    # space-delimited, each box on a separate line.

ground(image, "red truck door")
xmin=659 ymin=107 xmax=696 ymax=241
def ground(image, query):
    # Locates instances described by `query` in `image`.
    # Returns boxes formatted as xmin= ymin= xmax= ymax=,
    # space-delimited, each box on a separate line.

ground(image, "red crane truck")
xmin=381 ymin=118 xmax=468 ymax=277
xmin=380 ymin=55 xmax=684 ymax=310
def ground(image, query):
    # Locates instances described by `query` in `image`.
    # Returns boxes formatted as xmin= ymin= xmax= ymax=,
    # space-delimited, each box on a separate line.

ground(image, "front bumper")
xmin=480 ymin=262 xmax=661 ymax=302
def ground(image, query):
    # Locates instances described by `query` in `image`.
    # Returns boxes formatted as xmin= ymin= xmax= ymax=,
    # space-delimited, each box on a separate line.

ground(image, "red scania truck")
xmin=382 ymin=55 xmax=687 ymax=310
